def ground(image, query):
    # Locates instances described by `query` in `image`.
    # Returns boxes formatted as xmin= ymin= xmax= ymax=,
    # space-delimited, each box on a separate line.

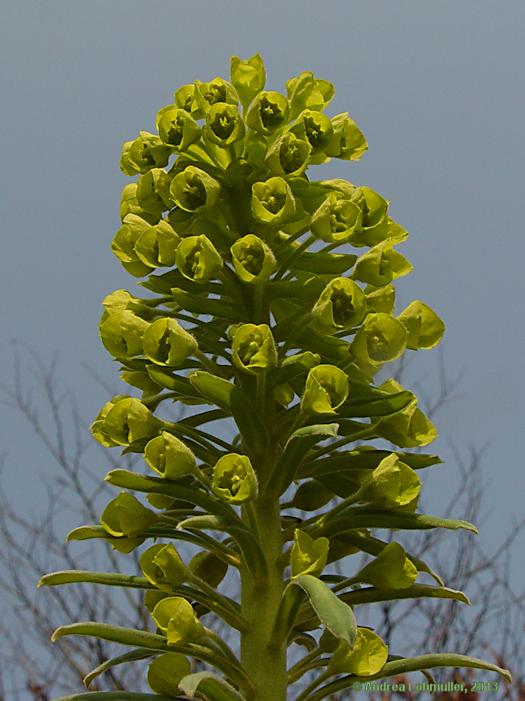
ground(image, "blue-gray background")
xmin=1 ymin=1 xmax=523 ymax=577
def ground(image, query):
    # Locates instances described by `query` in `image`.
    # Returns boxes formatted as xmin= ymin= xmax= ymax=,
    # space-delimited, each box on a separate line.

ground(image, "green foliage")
xmin=41 ymin=54 xmax=510 ymax=700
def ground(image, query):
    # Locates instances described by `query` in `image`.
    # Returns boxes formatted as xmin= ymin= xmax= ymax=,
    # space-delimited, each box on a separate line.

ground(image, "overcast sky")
xmin=1 ymin=1 xmax=524 ymax=581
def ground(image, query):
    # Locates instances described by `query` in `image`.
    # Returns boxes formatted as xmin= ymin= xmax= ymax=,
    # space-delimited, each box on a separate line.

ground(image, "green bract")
xmin=231 ymin=234 xmax=276 ymax=283
xmin=144 ymin=431 xmax=197 ymax=479
xmin=251 ymin=176 xmax=296 ymax=225
xmin=170 ymin=166 xmax=220 ymax=212
xmin=45 ymin=55 xmax=510 ymax=701
xmin=142 ymin=317 xmax=198 ymax=366
xmin=301 ymin=364 xmax=349 ymax=414
xmin=232 ymin=323 xmax=277 ymax=374
xmin=311 ymin=277 xmax=367 ymax=333
xmin=175 ymin=234 xmax=223 ymax=282
xmin=212 ymin=453 xmax=258 ymax=504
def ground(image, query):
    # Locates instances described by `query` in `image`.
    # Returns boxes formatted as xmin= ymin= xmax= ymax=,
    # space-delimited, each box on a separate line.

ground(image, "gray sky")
xmin=1 ymin=1 xmax=524 ymax=571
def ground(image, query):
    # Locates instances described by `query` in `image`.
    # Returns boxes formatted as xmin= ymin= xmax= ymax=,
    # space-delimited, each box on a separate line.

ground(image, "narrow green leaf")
xmin=189 ymin=371 xmax=235 ymax=408
xmin=53 ymin=694 xmax=183 ymax=701
xmin=51 ymin=622 xmax=168 ymax=650
xmin=341 ymin=584 xmax=470 ymax=607
xmin=83 ymin=648 xmax=156 ymax=688
xmin=39 ymin=570 xmax=152 ymax=590
xmin=179 ymin=671 xmax=245 ymax=700
xmin=293 ymin=574 xmax=357 ymax=647
xmin=320 ymin=509 xmax=478 ymax=536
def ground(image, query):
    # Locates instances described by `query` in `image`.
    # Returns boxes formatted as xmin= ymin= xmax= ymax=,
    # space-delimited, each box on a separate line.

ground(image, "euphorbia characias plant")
xmin=39 ymin=54 xmax=511 ymax=701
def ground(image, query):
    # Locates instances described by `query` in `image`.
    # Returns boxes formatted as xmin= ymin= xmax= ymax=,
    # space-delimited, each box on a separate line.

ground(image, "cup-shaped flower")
xmin=353 ymin=241 xmax=412 ymax=286
xmin=174 ymin=83 xmax=203 ymax=118
xmin=102 ymin=397 xmax=162 ymax=446
xmin=204 ymin=102 xmax=245 ymax=147
xmin=286 ymin=71 xmax=334 ymax=119
xmin=170 ymin=166 xmax=220 ymax=213
xmin=231 ymin=235 xmax=276 ymax=283
xmin=135 ymin=220 xmax=181 ymax=269
xmin=329 ymin=629 xmax=388 ymax=676
xmin=196 ymin=77 xmax=238 ymax=110
xmin=230 ymin=53 xmax=266 ymax=108
xmin=136 ymin=169 xmax=173 ymax=216
xmin=157 ymin=107 xmax=201 ymax=151
xmin=374 ymin=379 xmax=437 ymax=447
xmin=121 ymin=132 xmax=170 ymax=175
xmin=101 ymin=492 xmax=158 ymax=537
xmin=291 ymin=529 xmax=329 ymax=578
xmin=351 ymin=312 xmax=408 ymax=364
xmin=312 ymin=278 xmax=367 ymax=334
xmin=300 ymin=364 xmax=349 ymax=415
xmin=90 ymin=395 xmax=129 ymax=448
xmin=175 ymin=234 xmax=223 ymax=283
xmin=311 ymin=193 xmax=362 ymax=243
xmin=101 ymin=289 xmax=138 ymax=314
xmin=189 ymin=551 xmax=228 ymax=588
xmin=143 ymin=317 xmax=198 ymax=367
xmin=398 ymin=300 xmax=445 ymax=350
xmin=354 ymin=542 xmax=418 ymax=589
xmin=144 ymin=431 xmax=197 ymax=479
xmin=232 ymin=323 xmax=278 ymax=374
xmin=99 ymin=309 xmax=149 ymax=359
xmin=290 ymin=109 xmax=334 ymax=155
xmin=148 ymin=653 xmax=191 ymax=697
xmin=112 ymin=213 xmax=153 ymax=275
xmin=352 ymin=186 xmax=392 ymax=247
xmin=246 ymin=91 xmax=290 ymax=134
xmin=151 ymin=596 xmax=205 ymax=646
xmin=265 ymin=132 xmax=311 ymax=177
xmin=140 ymin=543 xmax=188 ymax=591
xmin=325 ymin=112 xmax=368 ymax=161
xmin=358 ymin=453 xmax=422 ymax=508
xmin=251 ymin=177 xmax=296 ymax=225
xmin=212 ymin=453 xmax=258 ymax=504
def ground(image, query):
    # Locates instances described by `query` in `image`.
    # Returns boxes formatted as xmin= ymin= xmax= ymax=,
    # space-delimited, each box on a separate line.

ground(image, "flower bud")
xmin=204 ymin=102 xmax=245 ymax=147
xmin=290 ymin=109 xmax=334 ymax=155
xmin=136 ymin=168 xmax=172 ymax=216
xmin=246 ymin=91 xmax=290 ymax=134
xmin=157 ymin=107 xmax=201 ymax=150
xmin=144 ymin=431 xmax=197 ymax=479
xmin=126 ymin=131 xmax=171 ymax=173
xmin=212 ymin=453 xmax=258 ymax=504
xmin=251 ymin=176 xmax=296 ymax=225
xmin=175 ymin=234 xmax=223 ymax=283
xmin=351 ymin=312 xmax=407 ymax=364
xmin=140 ymin=543 xmax=187 ymax=590
xmin=398 ymin=300 xmax=445 ymax=350
xmin=301 ymin=364 xmax=349 ymax=415
xmin=120 ymin=140 xmax=139 ymax=176
xmin=312 ymin=278 xmax=366 ymax=334
xmin=142 ymin=317 xmax=198 ymax=366
xmin=170 ymin=166 xmax=220 ymax=213
xmin=232 ymin=323 xmax=278 ymax=374
xmin=90 ymin=395 xmax=129 ymax=448
xmin=265 ymin=132 xmax=311 ymax=177
xmin=230 ymin=53 xmax=266 ymax=107
xmin=99 ymin=310 xmax=149 ymax=359
xmin=329 ymin=629 xmax=388 ymax=676
xmin=189 ymin=551 xmax=228 ymax=588
xmin=355 ymin=542 xmax=417 ymax=590
xmin=151 ymin=596 xmax=205 ymax=645
xmin=325 ymin=112 xmax=367 ymax=161
xmin=134 ymin=219 xmax=180 ymax=269
xmin=310 ymin=192 xmax=362 ymax=242
xmin=102 ymin=397 xmax=162 ymax=446
xmin=286 ymin=71 xmax=334 ymax=119
xmin=230 ymin=235 xmax=276 ymax=283
xmin=101 ymin=492 xmax=157 ymax=537
xmin=148 ymin=653 xmax=191 ymax=697
xmin=291 ymin=529 xmax=329 ymax=578
xmin=375 ymin=379 xmax=437 ymax=447
xmin=353 ymin=241 xmax=412 ymax=287
xmin=358 ymin=453 xmax=421 ymax=508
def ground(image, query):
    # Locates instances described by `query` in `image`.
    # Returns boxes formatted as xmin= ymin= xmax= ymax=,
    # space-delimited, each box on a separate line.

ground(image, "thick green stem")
xmin=240 ymin=497 xmax=287 ymax=701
